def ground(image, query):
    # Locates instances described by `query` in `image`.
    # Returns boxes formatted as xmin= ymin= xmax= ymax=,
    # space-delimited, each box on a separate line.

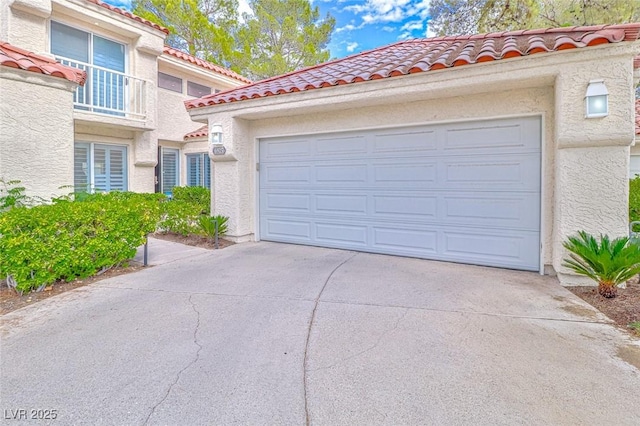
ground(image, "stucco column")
xmin=131 ymin=130 xmax=157 ymax=192
xmin=209 ymin=116 xmax=253 ymax=242
xmin=552 ymin=62 xmax=635 ymax=285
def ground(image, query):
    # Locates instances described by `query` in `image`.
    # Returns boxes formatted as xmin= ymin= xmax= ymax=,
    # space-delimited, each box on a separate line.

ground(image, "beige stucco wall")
xmin=190 ymin=42 xmax=639 ymax=283
xmin=157 ymin=57 xmax=247 ymax=144
xmin=0 ymin=68 xmax=77 ymax=200
xmin=2 ymin=0 xmax=166 ymax=194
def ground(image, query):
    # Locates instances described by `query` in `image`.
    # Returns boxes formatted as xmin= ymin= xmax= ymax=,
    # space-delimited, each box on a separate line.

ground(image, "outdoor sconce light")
xmin=585 ymin=79 xmax=609 ymax=118
xmin=209 ymin=124 xmax=226 ymax=156
xmin=209 ymin=124 xmax=223 ymax=145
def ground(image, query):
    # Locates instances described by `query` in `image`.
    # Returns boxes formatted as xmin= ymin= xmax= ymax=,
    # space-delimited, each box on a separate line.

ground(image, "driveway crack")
xmin=143 ymin=294 xmax=202 ymax=425
xmin=308 ymin=308 xmax=408 ymax=372
xmin=302 ymin=252 xmax=358 ymax=426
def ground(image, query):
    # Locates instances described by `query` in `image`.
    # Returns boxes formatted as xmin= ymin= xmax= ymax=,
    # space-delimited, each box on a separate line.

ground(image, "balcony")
xmin=56 ymin=56 xmax=147 ymax=121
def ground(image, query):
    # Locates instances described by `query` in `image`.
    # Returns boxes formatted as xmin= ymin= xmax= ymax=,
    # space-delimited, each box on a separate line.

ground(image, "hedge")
xmin=0 ymin=192 xmax=163 ymax=293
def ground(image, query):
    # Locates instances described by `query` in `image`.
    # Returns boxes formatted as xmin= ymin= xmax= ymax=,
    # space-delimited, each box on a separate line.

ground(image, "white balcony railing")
xmin=56 ymin=56 xmax=146 ymax=120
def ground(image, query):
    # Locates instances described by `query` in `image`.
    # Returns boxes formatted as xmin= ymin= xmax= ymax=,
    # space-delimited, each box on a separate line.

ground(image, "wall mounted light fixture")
xmin=585 ymin=80 xmax=608 ymax=118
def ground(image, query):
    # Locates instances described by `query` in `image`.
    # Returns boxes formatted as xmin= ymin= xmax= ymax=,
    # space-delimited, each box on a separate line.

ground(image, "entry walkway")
xmin=134 ymin=236 xmax=211 ymax=266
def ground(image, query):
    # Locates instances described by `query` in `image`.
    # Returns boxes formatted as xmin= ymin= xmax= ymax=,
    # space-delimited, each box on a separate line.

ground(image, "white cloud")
xmin=344 ymin=0 xmax=429 ymax=25
xmin=346 ymin=41 xmax=359 ymax=52
xmin=382 ymin=26 xmax=396 ymax=33
xmin=400 ymin=20 xmax=424 ymax=32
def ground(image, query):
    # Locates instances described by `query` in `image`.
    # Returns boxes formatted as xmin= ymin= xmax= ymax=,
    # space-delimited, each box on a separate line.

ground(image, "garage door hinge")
xmin=256 ymin=163 xmax=260 ymax=171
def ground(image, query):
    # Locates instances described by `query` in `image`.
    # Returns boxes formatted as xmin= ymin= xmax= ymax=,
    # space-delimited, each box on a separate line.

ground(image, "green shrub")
xmin=172 ymin=186 xmax=210 ymax=214
xmin=0 ymin=192 xmax=163 ymax=293
xmin=630 ymin=176 xmax=640 ymax=225
xmin=157 ymin=186 xmax=211 ymax=235
xmin=0 ymin=179 xmax=44 ymax=212
xmin=197 ymin=215 xmax=229 ymax=241
xmin=563 ymin=231 xmax=640 ymax=298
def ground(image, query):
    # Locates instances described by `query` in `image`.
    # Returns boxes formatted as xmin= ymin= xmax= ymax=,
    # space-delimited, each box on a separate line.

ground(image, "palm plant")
xmin=563 ymin=231 xmax=640 ymax=298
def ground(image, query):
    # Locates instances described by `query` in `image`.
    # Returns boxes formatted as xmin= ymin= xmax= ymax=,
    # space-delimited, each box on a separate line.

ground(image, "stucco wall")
xmin=0 ymin=69 xmax=76 ymax=199
xmin=191 ymin=42 xmax=639 ymax=280
xmin=157 ymin=59 xmax=247 ymax=144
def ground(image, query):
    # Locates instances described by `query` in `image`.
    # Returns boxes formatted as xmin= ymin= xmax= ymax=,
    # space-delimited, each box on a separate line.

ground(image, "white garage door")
xmin=259 ymin=117 xmax=541 ymax=271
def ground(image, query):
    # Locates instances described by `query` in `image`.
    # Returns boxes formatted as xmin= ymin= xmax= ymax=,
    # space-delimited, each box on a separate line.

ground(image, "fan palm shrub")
xmin=563 ymin=231 xmax=640 ymax=298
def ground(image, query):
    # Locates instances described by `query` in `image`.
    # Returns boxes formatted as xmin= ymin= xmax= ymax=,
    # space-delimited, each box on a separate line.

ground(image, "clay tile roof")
xmin=0 ymin=41 xmax=86 ymax=85
xmin=186 ymin=23 xmax=640 ymax=110
xmin=84 ymin=0 xmax=169 ymax=35
xmin=163 ymin=47 xmax=252 ymax=84
xmin=184 ymin=125 xmax=208 ymax=140
xmin=636 ymin=99 xmax=640 ymax=135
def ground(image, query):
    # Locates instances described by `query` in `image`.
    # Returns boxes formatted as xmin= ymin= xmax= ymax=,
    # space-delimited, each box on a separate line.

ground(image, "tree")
xmin=132 ymin=0 xmax=238 ymax=65
xmin=232 ymin=0 xmax=335 ymax=81
xmin=428 ymin=0 xmax=640 ymax=36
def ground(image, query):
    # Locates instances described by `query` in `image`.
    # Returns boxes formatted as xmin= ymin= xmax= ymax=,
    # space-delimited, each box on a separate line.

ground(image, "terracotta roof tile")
xmin=0 ymin=41 xmax=86 ymax=85
xmin=163 ymin=47 xmax=251 ymax=84
xmin=184 ymin=125 xmax=208 ymax=140
xmin=186 ymin=23 xmax=640 ymax=110
xmin=84 ymin=0 xmax=169 ymax=34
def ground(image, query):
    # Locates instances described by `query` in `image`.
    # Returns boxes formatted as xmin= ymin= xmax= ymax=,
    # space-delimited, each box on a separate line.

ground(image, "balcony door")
xmin=50 ymin=21 xmax=125 ymax=115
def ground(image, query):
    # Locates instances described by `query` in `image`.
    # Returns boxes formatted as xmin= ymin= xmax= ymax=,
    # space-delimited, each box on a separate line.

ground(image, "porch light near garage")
xmin=585 ymin=79 xmax=608 ymax=118
xmin=209 ymin=124 xmax=223 ymax=145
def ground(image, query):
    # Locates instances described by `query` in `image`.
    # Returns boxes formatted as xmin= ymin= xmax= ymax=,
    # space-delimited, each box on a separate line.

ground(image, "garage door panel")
xmin=316 ymin=135 xmax=367 ymax=155
xmin=443 ymin=193 xmax=539 ymax=229
xmin=265 ymin=219 xmax=311 ymax=240
xmin=443 ymin=155 xmax=538 ymax=186
xmin=442 ymin=230 xmax=539 ymax=268
xmin=373 ymin=195 xmax=437 ymax=218
xmin=373 ymin=130 xmax=437 ymax=153
xmin=372 ymin=227 xmax=438 ymax=252
xmin=259 ymin=117 xmax=541 ymax=271
xmin=265 ymin=165 xmax=311 ymax=183
xmin=316 ymin=223 xmax=368 ymax=245
xmin=444 ymin=124 xmax=525 ymax=150
xmin=316 ymin=194 xmax=368 ymax=214
xmin=315 ymin=164 xmax=367 ymax=182
xmin=373 ymin=163 xmax=437 ymax=184
xmin=264 ymin=193 xmax=311 ymax=212
xmin=262 ymin=139 xmax=311 ymax=159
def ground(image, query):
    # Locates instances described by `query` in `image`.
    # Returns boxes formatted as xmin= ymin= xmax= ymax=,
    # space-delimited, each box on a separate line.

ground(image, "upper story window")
xmin=187 ymin=81 xmax=211 ymax=98
xmin=158 ymin=72 xmax=183 ymax=93
xmin=50 ymin=22 xmax=144 ymax=118
xmin=50 ymin=21 xmax=125 ymax=73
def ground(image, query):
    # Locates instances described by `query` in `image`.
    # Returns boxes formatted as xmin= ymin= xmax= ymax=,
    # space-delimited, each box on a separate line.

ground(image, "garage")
xmin=259 ymin=117 xmax=541 ymax=271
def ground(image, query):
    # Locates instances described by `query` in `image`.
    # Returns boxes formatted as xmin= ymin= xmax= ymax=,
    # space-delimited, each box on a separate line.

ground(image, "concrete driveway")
xmin=1 ymin=242 xmax=639 ymax=425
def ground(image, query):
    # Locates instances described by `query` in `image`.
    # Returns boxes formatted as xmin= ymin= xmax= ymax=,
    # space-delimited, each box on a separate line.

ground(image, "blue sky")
xmin=104 ymin=0 xmax=431 ymax=59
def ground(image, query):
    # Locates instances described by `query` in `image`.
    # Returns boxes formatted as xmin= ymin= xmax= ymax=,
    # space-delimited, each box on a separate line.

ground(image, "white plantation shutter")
xmin=186 ymin=153 xmax=211 ymax=188
xmin=161 ymin=148 xmax=179 ymax=195
xmin=74 ymin=144 xmax=91 ymax=192
xmin=187 ymin=154 xmax=201 ymax=187
xmin=203 ymin=155 xmax=211 ymax=189
xmin=108 ymin=147 xmax=126 ymax=191
xmin=75 ymin=144 xmax=127 ymax=193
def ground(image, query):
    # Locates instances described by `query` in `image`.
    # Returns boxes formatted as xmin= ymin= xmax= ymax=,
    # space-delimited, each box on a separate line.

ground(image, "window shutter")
xmin=74 ymin=144 xmax=91 ymax=193
xmin=109 ymin=147 xmax=126 ymax=191
xmin=50 ymin=22 xmax=89 ymax=63
xmin=161 ymin=148 xmax=179 ymax=195
xmin=186 ymin=154 xmax=200 ymax=187
xmin=203 ymin=155 xmax=211 ymax=189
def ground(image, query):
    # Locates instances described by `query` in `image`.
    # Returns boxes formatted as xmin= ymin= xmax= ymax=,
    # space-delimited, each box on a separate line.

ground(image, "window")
xmin=187 ymin=81 xmax=211 ymax=98
xmin=186 ymin=153 xmax=211 ymax=189
xmin=51 ymin=21 xmax=126 ymax=115
xmin=158 ymin=72 xmax=182 ymax=93
xmin=74 ymin=143 xmax=127 ymax=192
xmin=160 ymin=148 xmax=180 ymax=196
